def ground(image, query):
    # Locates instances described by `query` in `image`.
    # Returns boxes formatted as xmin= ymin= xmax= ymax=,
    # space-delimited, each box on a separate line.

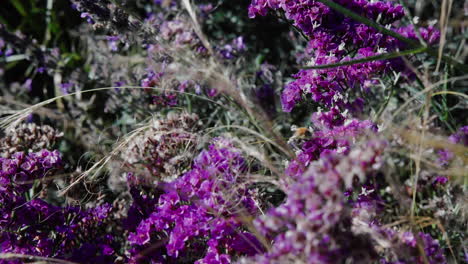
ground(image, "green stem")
xmin=302 ymin=46 xmax=427 ymax=70
xmin=398 ymin=0 xmax=426 ymax=45
xmin=278 ymin=11 xmax=310 ymax=41
xmin=316 ymin=0 xmax=415 ymax=44
xmin=43 ymin=0 xmax=54 ymax=45
xmin=375 ymin=83 xmax=395 ymax=121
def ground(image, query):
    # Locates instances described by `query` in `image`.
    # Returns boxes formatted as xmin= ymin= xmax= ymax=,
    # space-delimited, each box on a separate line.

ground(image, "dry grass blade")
xmin=0 ymin=86 xmax=228 ymax=131
xmin=0 ymin=253 xmax=78 ymax=264
xmin=206 ymin=125 xmax=291 ymax=158
xmin=435 ymin=0 xmax=454 ymax=72
xmin=397 ymin=128 xmax=468 ymax=163
xmin=181 ymin=0 xmax=214 ymax=55
xmin=387 ymin=75 xmax=468 ymax=127
xmin=231 ymin=137 xmax=283 ymax=181
xmin=58 ymin=123 xmax=151 ymax=196
xmin=431 ymin=90 xmax=468 ymax=99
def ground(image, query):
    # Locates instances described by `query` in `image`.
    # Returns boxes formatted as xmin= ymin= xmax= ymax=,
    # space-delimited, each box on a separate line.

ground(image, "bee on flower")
xmin=288 ymin=125 xmax=313 ymax=150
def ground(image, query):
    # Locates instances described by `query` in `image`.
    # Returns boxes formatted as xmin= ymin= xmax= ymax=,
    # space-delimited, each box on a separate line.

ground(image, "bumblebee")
xmin=292 ymin=127 xmax=312 ymax=139
xmin=288 ymin=126 xmax=312 ymax=150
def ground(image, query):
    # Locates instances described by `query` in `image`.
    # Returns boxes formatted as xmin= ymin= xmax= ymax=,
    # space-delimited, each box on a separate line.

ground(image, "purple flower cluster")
xmin=437 ymin=126 xmax=468 ymax=166
xmin=372 ymin=228 xmax=447 ymax=264
xmin=433 ymin=125 xmax=468 ymax=188
xmin=448 ymin=126 xmax=468 ymax=146
xmin=0 ymin=150 xmax=61 ymax=194
xmin=0 ymin=123 xmax=63 ymax=158
xmin=0 ymin=36 xmax=13 ymax=57
xmin=123 ymin=112 xmax=202 ymax=181
xmin=249 ymin=0 xmax=404 ymax=29
xmin=249 ymin=0 xmax=439 ymax=113
xmin=106 ymin=35 xmax=121 ymax=51
xmin=241 ymin=138 xmax=448 ymax=264
xmin=286 ymin=118 xmax=377 ymax=180
xmin=0 ymin=150 xmax=121 ymax=264
xmin=146 ymin=4 xmax=246 ymax=60
xmin=140 ymin=68 xmax=217 ymax=107
xmin=219 ymin=37 xmax=247 ymax=60
xmin=239 ymin=140 xmax=387 ymax=263
xmin=140 ymin=70 xmax=180 ymax=107
xmin=158 ymin=18 xmax=206 ymax=52
xmin=126 ymin=139 xmax=263 ymax=263
xmin=59 ymin=82 xmax=74 ymax=94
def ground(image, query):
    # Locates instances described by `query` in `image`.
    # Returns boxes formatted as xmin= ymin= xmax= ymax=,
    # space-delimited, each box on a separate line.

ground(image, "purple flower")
xmin=37 ymin=67 xmax=47 ymax=74
xmin=60 ymin=82 xmax=74 ymax=94
xmin=106 ymin=35 xmax=120 ymax=51
xmin=242 ymin=140 xmax=388 ymax=263
xmin=126 ymin=139 xmax=263 ymax=262
xmin=433 ymin=176 xmax=448 ymax=186
xmin=449 ymin=126 xmax=468 ymax=146
xmin=5 ymin=48 xmax=13 ymax=57
xmin=286 ymin=118 xmax=377 ymax=179
xmin=80 ymin=12 xmax=95 ymax=24
xmin=248 ymin=0 xmax=438 ymax=114
xmin=219 ymin=37 xmax=247 ymax=59
xmin=0 ymin=149 xmax=120 ymax=263
xmin=102 ymin=244 xmax=114 ymax=256
xmin=437 ymin=126 xmax=468 ymax=167
xmin=234 ymin=36 xmax=246 ymax=51
xmin=23 ymin=78 xmax=33 ymax=92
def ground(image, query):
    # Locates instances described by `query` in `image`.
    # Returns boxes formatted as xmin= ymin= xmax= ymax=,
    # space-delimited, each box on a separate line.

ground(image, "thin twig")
xmin=302 ymin=47 xmax=427 ymax=70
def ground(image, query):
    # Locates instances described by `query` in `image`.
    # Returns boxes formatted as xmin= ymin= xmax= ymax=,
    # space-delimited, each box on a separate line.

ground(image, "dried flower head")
xmin=0 ymin=123 xmax=63 ymax=158
xmin=122 ymin=112 xmax=202 ymax=181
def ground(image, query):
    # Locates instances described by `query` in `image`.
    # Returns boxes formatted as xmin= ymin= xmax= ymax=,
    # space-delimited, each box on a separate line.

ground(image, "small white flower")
xmin=336 ymin=146 xmax=347 ymax=153
xmin=338 ymin=42 xmax=346 ymax=51
xmin=306 ymin=58 xmax=316 ymax=67
xmin=312 ymin=21 xmax=321 ymax=29
xmin=376 ymin=13 xmax=382 ymax=23
xmin=342 ymin=109 xmax=349 ymax=117
xmin=377 ymin=47 xmax=387 ymax=54
xmin=333 ymin=93 xmax=343 ymax=102
xmin=429 ymin=19 xmax=438 ymax=27
xmin=360 ymin=187 xmax=374 ymax=196
xmin=344 ymin=119 xmax=354 ymax=126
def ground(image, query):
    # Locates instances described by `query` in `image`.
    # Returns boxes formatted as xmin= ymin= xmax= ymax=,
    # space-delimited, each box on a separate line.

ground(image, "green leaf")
xmin=10 ymin=0 xmax=27 ymax=17
xmin=0 ymin=14 xmax=9 ymax=26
